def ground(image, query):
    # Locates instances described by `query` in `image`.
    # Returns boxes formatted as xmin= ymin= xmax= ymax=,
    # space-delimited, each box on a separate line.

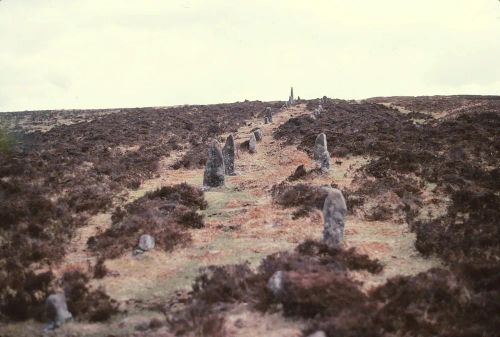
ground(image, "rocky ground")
xmin=0 ymin=96 xmax=498 ymax=336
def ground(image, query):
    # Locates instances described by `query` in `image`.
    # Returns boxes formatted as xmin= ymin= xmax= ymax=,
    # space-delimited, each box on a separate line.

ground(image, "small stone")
xmin=307 ymin=331 xmax=327 ymax=337
xmin=203 ymin=140 xmax=225 ymax=187
xmin=314 ymin=133 xmax=328 ymax=162
xmin=253 ymin=129 xmax=263 ymax=141
xmin=264 ymin=117 xmax=269 ymax=124
xmin=222 ymin=134 xmax=236 ymax=175
xmin=138 ymin=234 xmax=155 ymax=251
xmin=45 ymin=293 xmax=72 ymax=330
xmin=248 ymin=134 xmax=257 ymax=154
xmin=322 ymin=188 xmax=347 ymax=247
xmin=267 ymin=270 xmax=284 ymax=297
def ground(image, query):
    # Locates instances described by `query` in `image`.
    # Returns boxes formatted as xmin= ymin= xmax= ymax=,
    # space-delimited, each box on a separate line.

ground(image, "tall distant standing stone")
xmin=288 ymin=87 xmax=295 ymax=106
xmin=45 ymin=293 xmax=73 ymax=330
xmin=222 ymin=134 xmax=236 ymax=175
xmin=314 ymin=133 xmax=328 ymax=162
xmin=322 ymin=188 xmax=347 ymax=247
xmin=249 ymin=134 xmax=257 ymax=154
xmin=203 ymin=140 xmax=225 ymax=187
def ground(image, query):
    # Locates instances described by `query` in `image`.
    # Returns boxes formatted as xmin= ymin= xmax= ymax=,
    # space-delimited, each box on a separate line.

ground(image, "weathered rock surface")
xmin=253 ymin=128 xmax=263 ymax=141
xmin=138 ymin=234 xmax=155 ymax=251
xmin=319 ymin=150 xmax=330 ymax=173
xmin=203 ymin=140 xmax=225 ymax=187
xmin=249 ymin=134 xmax=257 ymax=154
xmin=313 ymin=133 xmax=328 ymax=162
xmin=267 ymin=270 xmax=284 ymax=297
xmin=222 ymin=134 xmax=236 ymax=175
xmin=307 ymin=331 xmax=327 ymax=337
xmin=45 ymin=293 xmax=72 ymax=330
xmin=265 ymin=107 xmax=273 ymax=123
xmin=322 ymin=188 xmax=347 ymax=247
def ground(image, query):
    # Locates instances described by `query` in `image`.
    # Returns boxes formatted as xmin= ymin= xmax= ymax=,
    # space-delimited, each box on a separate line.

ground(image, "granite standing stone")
xmin=203 ymin=140 xmax=225 ymax=187
xmin=45 ymin=293 xmax=73 ymax=330
xmin=314 ymin=133 xmax=328 ymax=162
xmin=267 ymin=270 xmax=284 ymax=297
xmin=322 ymin=188 xmax=347 ymax=247
xmin=249 ymin=134 xmax=257 ymax=154
xmin=320 ymin=150 xmax=331 ymax=173
xmin=253 ymin=129 xmax=263 ymax=141
xmin=265 ymin=107 xmax=273 ymax=123
xmin=222 ymin=134 xmax=236 ymax=175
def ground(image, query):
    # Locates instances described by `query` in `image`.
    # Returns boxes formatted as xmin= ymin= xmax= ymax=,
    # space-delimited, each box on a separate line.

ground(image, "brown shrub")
xmin=62 ymin=270 xmax=118 ymax=322
xmin=88 ymin=184 xmax=206 ymax=259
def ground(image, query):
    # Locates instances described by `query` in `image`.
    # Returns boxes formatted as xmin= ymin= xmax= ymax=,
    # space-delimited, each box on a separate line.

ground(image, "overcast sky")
xmin=1 ymin=0 xmax=499 ymax=111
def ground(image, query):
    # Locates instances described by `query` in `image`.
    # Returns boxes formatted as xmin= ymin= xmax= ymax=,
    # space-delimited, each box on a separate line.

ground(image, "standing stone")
xmin=265 ymin=107 xmax=273 ymax=123
xmin=249 ymin=134 xmax=257 ymax=154
xmin=264 ymin=117 xmax=270 ymax=124
xmin=313 ymin=133 xmax=328 ymax=162
xmin=322 ymin=96 xmax=328 ymax=104
xmin=222 ymin=134 xmax=236 ymax=175
xmin=322 ymin=188 xmax=347 ymax=247
xmin=267 ymin=270 xmax=284 ymax=297
xmin=203 ymin=140 xmax=225 ymax=187
xmin=319 ymin=151 xmax=330 ymax=173
xmin=288 ymin=87 xmax=295 ymax=106
xmin=253 ymin=129 xmax=263 ymax=142
xmin=45 ymin=293 xmax=73 ymax=329
xmin=138 ymin=234 xmax=155 ymax=251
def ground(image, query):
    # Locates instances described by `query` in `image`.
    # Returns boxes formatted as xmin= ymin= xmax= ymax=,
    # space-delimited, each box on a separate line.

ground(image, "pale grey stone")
xmin=322 ymin=188 xmax=347 ymax=247
xmin=320 ymin=150 xmax=330 ymax=173
xmin=45 ymin=293 xmax=72 ymax=330
xmin=314 ymin=133 xmax=328 ymax=162
xmin=138 ymin=234 xmax=155 ymax=251
xmin=307 ymin=331 xmax=327 ymax=337
xmin=267 ymin=270 xmax=284 ymax=297
xmin=249 ymin=134 xmax=257 ymax=154
xmin=265 ymin=107 xmax=273 ymax=123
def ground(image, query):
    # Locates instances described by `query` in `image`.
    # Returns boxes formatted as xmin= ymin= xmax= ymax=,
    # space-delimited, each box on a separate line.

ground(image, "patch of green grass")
xmin=202 ymin=184 xmax=257 ymax=221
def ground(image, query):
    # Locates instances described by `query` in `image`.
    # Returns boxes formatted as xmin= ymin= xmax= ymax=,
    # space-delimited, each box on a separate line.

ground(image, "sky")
xmin=0 ymin=0 xmax=499 ymax=112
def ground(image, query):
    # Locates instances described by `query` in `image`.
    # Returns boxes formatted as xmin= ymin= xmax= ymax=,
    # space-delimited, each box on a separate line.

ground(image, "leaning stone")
xmin=253 ymin=129 xmax=263 ymax=141
xmin=322 ymin=188 xmax=347 ymax=247
xmin=138 ymin=234 xmax=155 ymax=251
xmin=249 ymin=134 xmax=257 ymax=154
xmin=222 ymin=134 xmax=236 ymax=175
xmin=203 ymin=140 xmax=225 ymax=187
xmin=267 ymin=270 xmax=284 ymax=297
xmin=313 ymin=133 xmax=328 ymax=162
xmin=45 ymin=293 xmax=72 ymax=330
